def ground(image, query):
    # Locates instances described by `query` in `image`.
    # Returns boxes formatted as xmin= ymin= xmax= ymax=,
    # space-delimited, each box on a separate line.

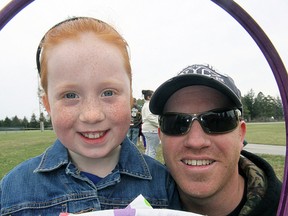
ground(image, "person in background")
xmin=141 ymin=90 xmax=160 ymax=159
xmin=127 ymin=98 xmax=142 ymax=145
xmin=0 ymin=17 xmax=180 ymax=215
xmin=149 ymin=64 xmax=282 ymax=216
xmin=139 ymin=125 xmax=147 ymax=149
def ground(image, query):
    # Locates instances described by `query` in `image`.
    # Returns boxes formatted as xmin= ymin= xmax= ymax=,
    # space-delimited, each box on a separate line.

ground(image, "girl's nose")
xmin=79 ymin=99 xmax=105 ymax=123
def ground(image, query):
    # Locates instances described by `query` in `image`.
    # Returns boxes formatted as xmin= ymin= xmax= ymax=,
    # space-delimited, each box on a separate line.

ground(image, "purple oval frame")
xmin=0 ymin=0 xmax=287 ymax=214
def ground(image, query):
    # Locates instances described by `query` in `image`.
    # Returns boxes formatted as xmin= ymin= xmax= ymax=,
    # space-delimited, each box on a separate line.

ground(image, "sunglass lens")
xmin=201 ymin=110 xmax=238 ymax=133
xmin=160 ymin=114 xmax=191 ymax=135
xmin=160 ymin=109 xmax=240 ymax=135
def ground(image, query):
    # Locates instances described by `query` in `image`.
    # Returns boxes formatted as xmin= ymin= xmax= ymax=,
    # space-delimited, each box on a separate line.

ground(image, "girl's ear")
xmin=42 ymin=94 xmax=51 ymax=114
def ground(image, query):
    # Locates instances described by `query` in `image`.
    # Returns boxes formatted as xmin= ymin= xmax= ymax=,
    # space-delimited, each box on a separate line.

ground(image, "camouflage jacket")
xmin=238 ymin=150 xmax=282 ymax=216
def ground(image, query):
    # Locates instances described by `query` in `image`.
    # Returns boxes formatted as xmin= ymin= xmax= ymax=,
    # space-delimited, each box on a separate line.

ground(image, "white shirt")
xmin=141 ymin=100 xmax=159 ymax=132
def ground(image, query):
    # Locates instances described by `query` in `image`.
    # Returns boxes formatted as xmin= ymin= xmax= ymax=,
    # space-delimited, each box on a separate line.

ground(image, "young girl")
xmin=0 ymin=17 xmax=180 ymax=215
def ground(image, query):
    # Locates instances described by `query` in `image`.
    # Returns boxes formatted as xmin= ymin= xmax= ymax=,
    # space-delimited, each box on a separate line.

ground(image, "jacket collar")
xmin=34 ymin=138 xmax=152 ymax=179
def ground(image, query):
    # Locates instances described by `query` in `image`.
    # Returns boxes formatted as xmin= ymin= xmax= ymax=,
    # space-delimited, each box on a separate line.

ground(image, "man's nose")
xmin=183 ymin=120 xmax=210 ymax=149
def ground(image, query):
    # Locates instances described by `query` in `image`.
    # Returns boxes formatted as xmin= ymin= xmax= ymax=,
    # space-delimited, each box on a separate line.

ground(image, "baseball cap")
xmin=149 ymin=64 xmax=242 ymax=115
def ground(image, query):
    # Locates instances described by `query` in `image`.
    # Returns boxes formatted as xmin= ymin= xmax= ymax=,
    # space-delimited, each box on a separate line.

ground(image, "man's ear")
xmin=239 ymin=121 xmax=247 ymax=150
xmin=42 ymin=94 xmax=51 ymax=114
xmin=158 ymin=127 xmax=162 ymax=140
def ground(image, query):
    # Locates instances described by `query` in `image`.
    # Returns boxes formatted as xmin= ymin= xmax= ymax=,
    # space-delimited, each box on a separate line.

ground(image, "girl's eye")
xmin=64 ymin=92 xmax=78 ymax=99
xmin=102 ymin=90 xmax=114 ymax=97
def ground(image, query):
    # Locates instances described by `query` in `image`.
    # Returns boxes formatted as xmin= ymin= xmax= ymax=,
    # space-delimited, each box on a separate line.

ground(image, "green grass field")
xmin=245 ymin=122 xmax=286 ymax=145
xmin=0 ymin=121 xmax=286 ymax=181
xmin=0 ymin=130 xmax=56 ymax=178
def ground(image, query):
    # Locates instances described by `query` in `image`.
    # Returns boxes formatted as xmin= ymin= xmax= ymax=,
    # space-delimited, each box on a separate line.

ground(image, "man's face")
xmin=159 ymin=86 xmax=246 ymax=204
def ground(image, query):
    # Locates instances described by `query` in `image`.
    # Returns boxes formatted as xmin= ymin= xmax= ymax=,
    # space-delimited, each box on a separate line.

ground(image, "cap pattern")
xmin=149 ymin=64 xmax=243 ymax=115
xmin=179 ymin=64 xmax=227 ymax=84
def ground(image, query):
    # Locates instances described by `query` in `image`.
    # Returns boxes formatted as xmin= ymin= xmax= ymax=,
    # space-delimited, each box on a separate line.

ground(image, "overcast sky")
xmin=0 ymin=0 xmax=287 ymax=119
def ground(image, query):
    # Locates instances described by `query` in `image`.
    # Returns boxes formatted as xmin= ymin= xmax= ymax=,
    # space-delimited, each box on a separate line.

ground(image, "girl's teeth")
xmin=82 ymin=132 xmax=104 ymax=139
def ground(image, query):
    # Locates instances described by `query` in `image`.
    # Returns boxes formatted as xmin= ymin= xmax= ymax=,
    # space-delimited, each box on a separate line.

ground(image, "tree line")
xmin=242 ymin=89 xmax=284 ymax=121
xmin=0 ymin=89 xmax=284 ymax=130
xmin=136 ymin=89 xmax=284 ymax=122
xmin=0 ymin=113 xmax=51 ymax=130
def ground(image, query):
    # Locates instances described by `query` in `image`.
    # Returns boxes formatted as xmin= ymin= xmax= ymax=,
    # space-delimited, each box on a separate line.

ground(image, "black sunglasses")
xmin=159 ymin=108 xmax=241 ymax=136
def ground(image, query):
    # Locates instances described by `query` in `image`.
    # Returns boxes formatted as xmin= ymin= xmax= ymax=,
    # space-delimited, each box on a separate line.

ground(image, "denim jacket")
xmin=0 ymin=138 xmax=180 ymax=215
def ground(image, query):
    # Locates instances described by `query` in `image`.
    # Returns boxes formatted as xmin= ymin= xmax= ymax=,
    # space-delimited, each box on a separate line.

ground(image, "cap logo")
xmin=178 ymin=64 xmax=228 ymax=85
xmin=150 ymin=63 xmax=242 ymax=115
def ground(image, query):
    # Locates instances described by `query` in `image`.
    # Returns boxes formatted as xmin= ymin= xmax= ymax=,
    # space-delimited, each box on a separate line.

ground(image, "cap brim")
xmin=150 ymin=74 xmax=242 ymax=115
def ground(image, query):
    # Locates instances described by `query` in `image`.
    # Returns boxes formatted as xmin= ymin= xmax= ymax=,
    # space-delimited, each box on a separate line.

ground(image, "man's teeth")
xmin=183 ymin=159 xmax=214 ymax=166
xmin=82 ymin=132 xmax=104 ymax=139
